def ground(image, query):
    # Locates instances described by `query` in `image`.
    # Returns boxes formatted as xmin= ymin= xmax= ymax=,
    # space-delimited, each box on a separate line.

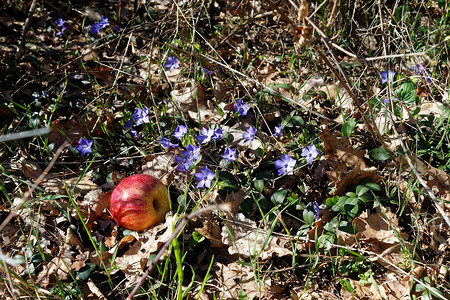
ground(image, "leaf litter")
xmin=1 ymin=0 xmax=449 ymax=299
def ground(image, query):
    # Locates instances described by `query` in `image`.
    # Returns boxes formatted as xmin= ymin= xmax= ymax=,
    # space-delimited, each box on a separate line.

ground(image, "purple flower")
xmin=194 ymin=166 xmax=216 ymax=188
xmin=158 ymin=138 xmax=178 ymax=148
xmin=183 ymin=143 xmax=201 ymax=160
xmin=197 ymin=127 xmax=214 ymax=144
xmin=123 ymin=120 xmax=132 ymax=130
xmin=55 ymin=18 xmax=65 ymax=27
xmin=173 ymin=125 xmax=188 ymax=140
xmin=90 ymin=22 xmax=101 ymax=35
xmin=175 ymin=143 xmax=201 ymax=172
xmin=313 ymin=201 xmax=321 ymax=221
xmin=203 ymin=68 xmax=213 ymax=75
xmin=274 ymin=153 xmax=296 ymax=176
xmin=411 ymin=64 xmax=432 ymax=83
xmin=74 ymin=137 xmax=93 ymax=156
xmin=164 ymin=56 xmax=179 ymax=72
xmin=301 ymin=145 xmax=319 ymax=164
xmin=233 ymin=99 xmax=250 ymax=116
xmin=221 ymin=147 xmax=236 ymax=163
xmin=99 ymin=16 xmax=109 ymax=29
xmin=273 ymin=124 xmax=282 ymax=137
xmin=123 ymin=120 xmax=139 ymax=137
xmin=132 ymin=107 xmax=150 ymax=126
xmin=113 ymin=24 xmax=120 ymax=32
xmin=175 ymin=155 xmax=195 ymax=172
xmin=380 ymin=70 xmax=395 ymax=84
xmin=212 ymin=128 xmax=223 ymax=140
xmin=89 ymin=16 xmax=109 ymax=35
xmin=242 ymin=126 xmax=257 ymax=143
xmin=55 ymin=18 xmax=66 ymax=36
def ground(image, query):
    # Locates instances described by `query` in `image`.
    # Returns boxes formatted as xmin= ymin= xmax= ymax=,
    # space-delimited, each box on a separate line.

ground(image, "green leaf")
xmin=342 ymin=118 xmax=356 ymax=137
xmin=256 ymin=195 xmax=269 ymax=212
xmin=254 ymin=179 xmax=264 ymax=193
xmin=12 ymin=255 xmax=26 ymax=266
xmin=396 ymin=81 xmax=416 ymax=105
xmin=255 ymin=170 xmax=272 ymax=181
xmin=369 ymin=147 xmax=390 ymax=161
xmin=238 ymin=290 xmax=248 ymax=300
xmin=218 ymin=171 xmax=239 ymax=191
xmin=303 ymin=208 xmax=315 ymax=225
xmin=340 ymin=278 xmax=355 ymax=293
xmin=343 ymin=198 xmax=359 ymax=219
xmin=363 ymin=181 xmax=382 ymax=192
xmin=356 ymin=185 xmax=369 ymax=197
xmin=292 ymin=116 xmax=305 ymax=126
xmin=326 ymin=195 xmax=339 ymax=207
xmin=270 ymin=189 xmax=288 ymax=205
xmin=75 ymin=263 xmax=96 ymax=280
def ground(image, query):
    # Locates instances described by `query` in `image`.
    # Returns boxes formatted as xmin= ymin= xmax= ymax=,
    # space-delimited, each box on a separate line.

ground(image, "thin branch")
xmin=0 ymin=141 xmax=69 ymax=232
xmin=16 ymin=0 xmax=38 ymax=61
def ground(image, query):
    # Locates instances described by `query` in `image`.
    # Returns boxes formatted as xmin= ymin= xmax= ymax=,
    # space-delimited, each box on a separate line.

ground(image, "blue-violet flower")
xmin=194 ymin=166 xmax=216 ymax=188
xmin=158 ymin=138 xmax=178 ymax=148
xmin=132 ymin=107 xmax=150 ymax=126
xmin=164 ymin=56 xmax=179 ymax=72
xmin=173 ymin=125 xmax=188 ymax=140
xmin=380 ymin=70 xmax=395 ymax=84
xmin=212 ymin=128 xmax=224 ymax=140
xmin=274 ymin=153 xmax=296 ymax=176
xmin=301 ymin=145 xmax=319 ymax=164
xmin=75 ymin=137 xmax=93 ymax=156
xmin=242 ymin=125 xmax=257 ymax=143
xmin=221 ymin=147 xmax=236 ymax=163
xmin=273 ymin=124 xmax=282 ymax=137
xmin=234 ymin=99 xmax=250 ymax=116
xmin=197 ymin=127 xmax=215 ymax=144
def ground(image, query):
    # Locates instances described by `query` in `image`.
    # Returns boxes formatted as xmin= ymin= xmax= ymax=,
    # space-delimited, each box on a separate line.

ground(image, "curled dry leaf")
xmin=168 ymin=80 xmax=219 ymax=123
xmin=142 ymin=153 xmax=176 ymax=186
xmin=110 ymin=213 xmax=175 ymax=276
xmin=221 ymin=213 xmax=292 ymax=260
xmin=196 ymin=215 xmax=226 ymax=248
xmin=319 ymin=126 xmax=379 ymax=196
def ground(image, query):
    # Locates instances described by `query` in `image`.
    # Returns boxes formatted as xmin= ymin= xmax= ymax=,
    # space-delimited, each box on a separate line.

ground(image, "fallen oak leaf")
xmin=221 ymin=213 xmax=292 ymax=260
xmin=319 ymin=126 xmax=379 ymax=196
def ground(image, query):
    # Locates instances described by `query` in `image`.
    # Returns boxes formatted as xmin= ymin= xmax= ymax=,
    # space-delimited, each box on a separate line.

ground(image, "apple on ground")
xmin=110 ymin=174 xmax=170 ymax=231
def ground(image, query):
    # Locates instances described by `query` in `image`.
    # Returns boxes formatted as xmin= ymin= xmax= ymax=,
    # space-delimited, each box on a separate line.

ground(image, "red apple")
xmin=110 ymin=174 xmax=170 ymax=231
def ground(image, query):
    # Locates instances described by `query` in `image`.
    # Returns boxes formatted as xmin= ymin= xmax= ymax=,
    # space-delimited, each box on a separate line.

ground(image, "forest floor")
xmin=0 ymin=0 xmax=449 ymax=299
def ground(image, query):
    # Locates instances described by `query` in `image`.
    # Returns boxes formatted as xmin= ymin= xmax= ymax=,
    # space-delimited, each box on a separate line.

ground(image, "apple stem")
xmin=126 ymin=203 xmax=231 ymax=299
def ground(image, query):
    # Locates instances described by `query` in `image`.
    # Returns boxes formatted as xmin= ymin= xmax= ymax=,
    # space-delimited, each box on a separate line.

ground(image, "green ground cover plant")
xmin=0 ymin=0 xmax=449 ymax=299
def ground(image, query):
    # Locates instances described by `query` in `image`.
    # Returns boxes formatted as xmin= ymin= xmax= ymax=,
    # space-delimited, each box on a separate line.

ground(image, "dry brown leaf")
xmin=142 ymin=153 xmax=176 ymax=186
xmin=319 ymin=126 xmax=379 ymax=195
xmin=353 ymin=208 xmax=407 ymax=244
xmin=224 ymin=190 xmax=246 ymax=213
xmin=111 ymin=213 xmax=175 ymax=276
xmin=340 ymin=274 xmax=410 ymax=300
xmin=419 ymin=101 xmax=443 ymax=116
xmin=213 ymin=261 xmax=284 ymax=299
xmin=353 ymin=207 xmax=412 ymax=270
xmin=168 ymin=80 xmax=218 ymax=123
xmin=40 ymin=171 xmax=97 ymax=195
xmin=221 ymin=213 xmax=292 ymax=260
xmin=196 ymin=215 xmax=226 ymax=248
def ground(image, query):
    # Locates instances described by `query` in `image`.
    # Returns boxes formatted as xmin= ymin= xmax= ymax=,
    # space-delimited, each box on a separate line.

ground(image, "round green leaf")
xmin=369 ymin=147 xmax=390 ymax=161
xmin=270 ymin=189 xmax=288 ymax=205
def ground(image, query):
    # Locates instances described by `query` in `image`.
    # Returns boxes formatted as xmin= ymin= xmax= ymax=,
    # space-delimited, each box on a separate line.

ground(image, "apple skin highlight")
xmin=110 ymin=174 xmax=170 ymax=231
